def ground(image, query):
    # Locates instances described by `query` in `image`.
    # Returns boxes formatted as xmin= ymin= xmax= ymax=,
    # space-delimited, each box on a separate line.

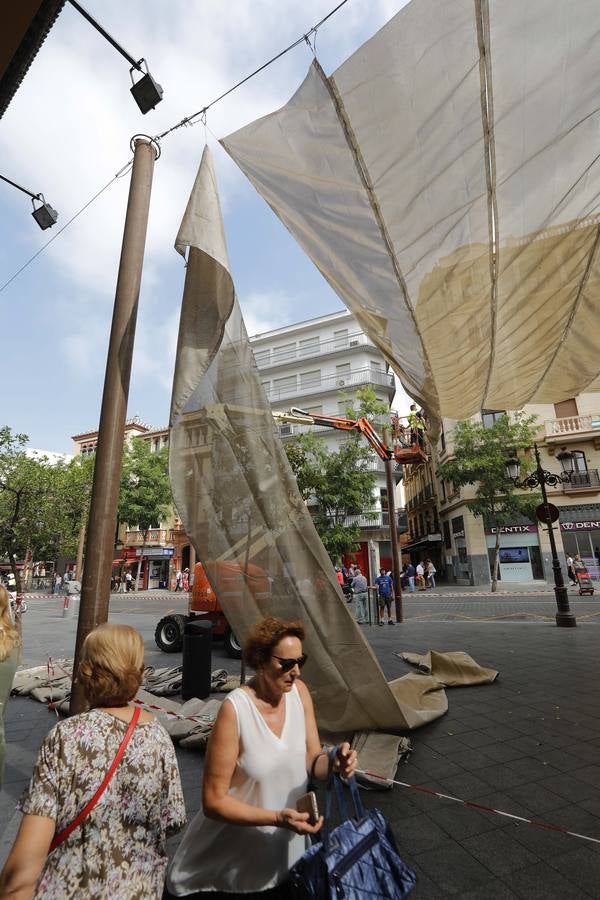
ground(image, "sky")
xmin=0 ymin=0 xmax=412 ymax=454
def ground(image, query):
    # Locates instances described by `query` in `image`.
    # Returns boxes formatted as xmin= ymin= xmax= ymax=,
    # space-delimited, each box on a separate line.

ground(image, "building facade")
xmin=71 ymin=418 xmax=193 ymax=590
xmin=249 ymin=310 xmax=403 ymax=579
xmin=403 ymin=393 xmax=600 ymax=586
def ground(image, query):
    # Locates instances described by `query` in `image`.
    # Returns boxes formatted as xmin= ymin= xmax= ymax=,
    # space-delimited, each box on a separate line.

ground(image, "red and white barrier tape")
xmin=357 ymin=769 xmax=600 ymax=847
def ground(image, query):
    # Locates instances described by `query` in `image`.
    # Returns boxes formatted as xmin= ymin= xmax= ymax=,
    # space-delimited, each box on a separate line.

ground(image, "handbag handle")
xmin=50 ymin=707 xmax=140 ymax=852
xmin=323 ymin=751 xmax=367 ymax=850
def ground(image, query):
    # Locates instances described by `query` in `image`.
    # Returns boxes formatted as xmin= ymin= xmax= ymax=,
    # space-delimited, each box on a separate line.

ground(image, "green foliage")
xmin=340 ymin=385 xmax=390 ymax=423
xmin=437 ymin=412 xmax=541 ymax=588
xmin=0 ymin=427 xmax=94 ymax=590
xmin=118 ymin=441 xmax=172 ymax=534
xmin=285 ymin=388 xmax=383 ymax=561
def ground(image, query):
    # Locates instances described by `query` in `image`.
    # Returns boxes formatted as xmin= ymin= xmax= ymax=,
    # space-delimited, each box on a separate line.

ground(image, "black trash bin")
xmin=182 ymin=619 xmax=213 ymax=701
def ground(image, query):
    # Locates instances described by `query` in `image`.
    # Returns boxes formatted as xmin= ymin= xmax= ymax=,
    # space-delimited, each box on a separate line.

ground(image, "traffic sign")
xmin=536 ymin=502 xmax=559 ymax=524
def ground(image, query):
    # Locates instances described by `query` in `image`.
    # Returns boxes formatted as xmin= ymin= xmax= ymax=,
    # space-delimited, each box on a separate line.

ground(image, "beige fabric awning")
xmin=222 ymin=0 xmax=600 ymax=421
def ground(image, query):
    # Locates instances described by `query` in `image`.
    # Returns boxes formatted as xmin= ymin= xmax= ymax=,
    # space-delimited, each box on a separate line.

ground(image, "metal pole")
xmin=383 ymin=428 xmax=403 ymax=623
xmin=70 ymin=137 xmax=158 ymax=713
xmin=534 ymin=444 xmax=576 ymax=628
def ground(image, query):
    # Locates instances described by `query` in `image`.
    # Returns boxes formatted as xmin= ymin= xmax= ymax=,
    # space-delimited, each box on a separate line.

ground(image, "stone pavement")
xmin=2 ymin=602 xmax=600 ymax=897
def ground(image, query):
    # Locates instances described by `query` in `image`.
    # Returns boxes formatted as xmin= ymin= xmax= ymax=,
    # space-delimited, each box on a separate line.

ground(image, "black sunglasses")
xmin=272 ymin=654 xmax=308 ymax=673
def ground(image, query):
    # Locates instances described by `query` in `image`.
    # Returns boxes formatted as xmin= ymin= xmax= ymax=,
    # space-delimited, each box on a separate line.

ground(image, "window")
xmin=253 ymin=349 xmax=270 ymax=366
xmin=554 ymin=398 xmax=578 ymax=419
xmin=273 ymin=375 xmax=296 ymax=397
xmin=440 ymin=428 xmax=446 ymax=452
xmin=299 ymin=337 xmax=319 ymax=356
xmin=370 ymin=360 xmax=382 ymax=371
xmin=261 ymin=380 xmax=270 ymax=394
xmin=572 ymin=450 xmax=588 ymax=473
xmin=380 ymin=487 xmax=389 ymax=510
xmin=333 ymin=329 xmax=348 ymax=348
xmin=451 ymin=515 xmax=465 ymax=537
xmin=440 ymin=479 xmax=447 ymax=501
xmin=300 ymin=370 xmax=321 ymax=389
xmin=481 ymin=409 xmax=506 ymax=429
xmin=443 ymin=520 xmax=452 ymax=549
xmin=336 ymin=363 xmax=351 ymax=387
xmin=272 ymin=342 xmax=295 ymax=362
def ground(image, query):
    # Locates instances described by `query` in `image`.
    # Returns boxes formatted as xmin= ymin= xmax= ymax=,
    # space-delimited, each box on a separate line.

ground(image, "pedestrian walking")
xmin=0 ymin=586 xmax=20 ymax=787
xmin=165 ymin=616 xmax=356 ymax=898
xmin=351 ymin=568 xmax=369 ymax=624
xmin=416 ymin=561 xmax=426 ymax=591
xmin=566 ymin=554 xmax=577 ymax=585
xmin=406 ymin=562 xmax=416 ymax=593
xmin=0 ymin=624 xmax=186 ymax=899
xmin=375 ymin=567 xmax=394 ymax=626
xmin=125 ymin=571 xmax=133 ymax=592
xmin=175 ymin=570 xmax=183 ymax=592
xmin=425 ymin=559 xmax=436 ymax=589
xmin=183 ymin=568 xmax=190 ymax=592
xmin=52 ymin=572 xmax=62 ymax=595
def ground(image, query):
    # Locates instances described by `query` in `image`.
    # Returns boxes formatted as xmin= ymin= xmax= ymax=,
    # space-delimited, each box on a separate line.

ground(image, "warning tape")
xmin=356 ymin=770 xmax=600 ymax=847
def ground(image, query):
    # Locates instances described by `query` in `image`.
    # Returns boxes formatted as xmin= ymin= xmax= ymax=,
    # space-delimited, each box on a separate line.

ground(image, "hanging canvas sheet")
xmin=221 ymin=0 xmax=600 ymax=422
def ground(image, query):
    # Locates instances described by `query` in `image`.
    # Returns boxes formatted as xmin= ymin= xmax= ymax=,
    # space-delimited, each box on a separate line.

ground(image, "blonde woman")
xmin=0 ymin=623 xmax=186 ymax=899
xmin=0 ymin=584 xmax=20 ymax=786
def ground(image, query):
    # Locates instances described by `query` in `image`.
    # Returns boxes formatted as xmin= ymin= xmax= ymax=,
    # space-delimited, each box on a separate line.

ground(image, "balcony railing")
xmin=266 ymin=367 xmax=394 ymax=404
xmin=125 ymin=529 xmax=169 ymax=546
xmin=564 ymin=469 xmax=600 ymax=491
xmin=545 ymin=414 xmax=600 ymax=438
xmin=254 ymin=332 xmax=376 ymax=369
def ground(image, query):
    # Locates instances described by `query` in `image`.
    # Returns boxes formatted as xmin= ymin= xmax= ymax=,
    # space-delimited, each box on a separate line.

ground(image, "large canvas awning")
xmin=222 ymin=0 xmax=600 ymax=421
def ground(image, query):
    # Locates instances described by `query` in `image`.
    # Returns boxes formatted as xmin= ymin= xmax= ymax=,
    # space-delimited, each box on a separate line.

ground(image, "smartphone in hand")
xmin=296 ymin=791 xmax=319 ymax=825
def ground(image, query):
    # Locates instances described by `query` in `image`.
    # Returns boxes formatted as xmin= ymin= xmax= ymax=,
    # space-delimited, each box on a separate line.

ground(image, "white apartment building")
xmin=249 ymin=310 xmax=401 ymax=579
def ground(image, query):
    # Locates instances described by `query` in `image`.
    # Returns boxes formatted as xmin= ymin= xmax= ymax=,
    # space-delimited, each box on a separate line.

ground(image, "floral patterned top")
xmin=19 ymin=710 xmax=186 ymax=899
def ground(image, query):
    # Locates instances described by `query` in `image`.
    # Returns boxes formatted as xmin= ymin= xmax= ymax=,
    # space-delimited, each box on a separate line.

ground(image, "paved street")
xmin=2 ymin=590 xmax=600 ymax=897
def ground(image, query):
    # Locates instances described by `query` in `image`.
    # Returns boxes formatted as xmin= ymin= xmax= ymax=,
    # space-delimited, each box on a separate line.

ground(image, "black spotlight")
xmin=130 ymin=60 xmax=163 ymax=114
xmin=31 ymin=195 xmax=58 ymax=230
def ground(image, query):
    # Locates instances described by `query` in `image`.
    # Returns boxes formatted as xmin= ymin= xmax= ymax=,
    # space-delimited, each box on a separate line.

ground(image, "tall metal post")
xmin=383 ymin=428 xmax=403 ymax=623
xmin=70 ymin=137 xmax=158 ymax=713
xmin=534 ymin=444 xmax=577 ymax=628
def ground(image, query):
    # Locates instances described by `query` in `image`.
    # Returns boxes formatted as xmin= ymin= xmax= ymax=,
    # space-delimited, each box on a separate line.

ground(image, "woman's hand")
xmin=276 ymin=808 xmax=323 ymax=835
xmin=334 ymin=742 xmax=358 ymax=780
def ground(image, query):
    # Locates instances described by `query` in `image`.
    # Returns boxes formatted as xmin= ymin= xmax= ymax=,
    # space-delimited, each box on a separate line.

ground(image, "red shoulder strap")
xmin=50 ymin=706 xmax=141 ymax=852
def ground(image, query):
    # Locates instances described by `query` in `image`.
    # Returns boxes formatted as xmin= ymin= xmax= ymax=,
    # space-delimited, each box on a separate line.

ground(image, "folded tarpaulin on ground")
xmin=399 ymin=650 xmax=499 ymax=686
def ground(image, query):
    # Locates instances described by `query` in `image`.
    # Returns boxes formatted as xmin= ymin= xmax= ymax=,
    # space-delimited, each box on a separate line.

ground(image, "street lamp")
xmin=505 ymin=443 xmax=576 ymax=628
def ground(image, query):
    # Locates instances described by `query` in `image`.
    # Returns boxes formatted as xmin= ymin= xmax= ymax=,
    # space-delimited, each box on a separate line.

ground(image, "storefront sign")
xmin=135 ymin=547 xmax=175 ymax=557
xmin=560 ymin=521 xmax=600 ymax=532
xmin=484 ymin=525 xmax=538 ymax=535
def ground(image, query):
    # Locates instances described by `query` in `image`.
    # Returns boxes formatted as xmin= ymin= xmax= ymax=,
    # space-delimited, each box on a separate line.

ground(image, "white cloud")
xmin=240 ymin=289 xmax=301 ymax=338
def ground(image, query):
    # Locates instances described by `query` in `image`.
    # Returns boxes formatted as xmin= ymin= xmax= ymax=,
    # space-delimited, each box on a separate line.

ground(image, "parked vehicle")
xmin=154 ymin=561 xmax=269 ymax=658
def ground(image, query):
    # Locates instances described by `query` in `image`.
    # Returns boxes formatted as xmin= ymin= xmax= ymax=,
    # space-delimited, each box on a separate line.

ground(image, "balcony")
xmin=326 ymin=509 xmax=405 ymax=530
xmin=563 ymin=469 xmax=600 ymax=492
xmin=266 ymin=367 xmax=395 ymax=404
xmin=125 ymin=529 xmax=170 ymax=546
xmin=254 ymin=332 xmax=377 ymax=370
xmin=545 ymin=414 xmax=600 ymax=446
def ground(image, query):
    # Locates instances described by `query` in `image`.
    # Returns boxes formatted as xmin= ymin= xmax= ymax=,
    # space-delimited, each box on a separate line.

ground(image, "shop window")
xmin=554 ymin=398 xmax=578 ymax=419
xmin=481 ymin=409 xmax=506 ymax=429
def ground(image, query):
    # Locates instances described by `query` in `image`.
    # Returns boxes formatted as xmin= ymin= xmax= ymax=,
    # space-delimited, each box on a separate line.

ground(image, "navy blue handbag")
xmin=290 ymin=750 xmax=417 ymax=899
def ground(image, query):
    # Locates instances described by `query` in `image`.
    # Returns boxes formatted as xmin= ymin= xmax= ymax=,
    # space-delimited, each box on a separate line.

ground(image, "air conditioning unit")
xmin=337 ymin=378 xmax=346 ymax=387
xmin=279 ymin=424 xmax=292 ymax=437
xmin=349 ymin=340 xmax=359 ymax=347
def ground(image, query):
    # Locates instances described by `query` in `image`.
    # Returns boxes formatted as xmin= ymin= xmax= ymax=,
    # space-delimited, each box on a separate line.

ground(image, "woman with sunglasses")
xmin=166 ymin=616 xmax=357 ymax=899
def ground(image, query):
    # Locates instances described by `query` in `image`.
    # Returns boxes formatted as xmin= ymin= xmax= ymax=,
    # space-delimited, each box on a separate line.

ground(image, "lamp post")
xmin=505 ymin=444 xmax=576 ymax=628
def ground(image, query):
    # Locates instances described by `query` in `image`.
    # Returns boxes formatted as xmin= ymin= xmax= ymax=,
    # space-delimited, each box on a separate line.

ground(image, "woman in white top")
xmin=166 ymin=616 xmax=357 ymax=899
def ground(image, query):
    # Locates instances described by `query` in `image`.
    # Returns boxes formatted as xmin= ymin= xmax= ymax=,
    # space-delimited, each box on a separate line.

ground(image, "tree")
xmin=437 ymin=412 xmax=541 ymax=592
xmin=284 ymin=386 xmax=388 ymax=562
xmin=0 ymin=427 xmax=93 ymax=591
xmin=118 ymin=441 xmax=172 ymax=591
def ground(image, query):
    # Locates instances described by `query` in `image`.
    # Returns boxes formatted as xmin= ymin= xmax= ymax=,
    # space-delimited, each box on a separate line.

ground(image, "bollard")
xmin=182 ymin=619 xmax=212 ymax=701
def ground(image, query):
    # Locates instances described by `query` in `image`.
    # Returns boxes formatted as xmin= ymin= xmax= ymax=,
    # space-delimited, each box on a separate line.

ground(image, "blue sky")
xmin=0 ymin=0 xmax=407 ymax=453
